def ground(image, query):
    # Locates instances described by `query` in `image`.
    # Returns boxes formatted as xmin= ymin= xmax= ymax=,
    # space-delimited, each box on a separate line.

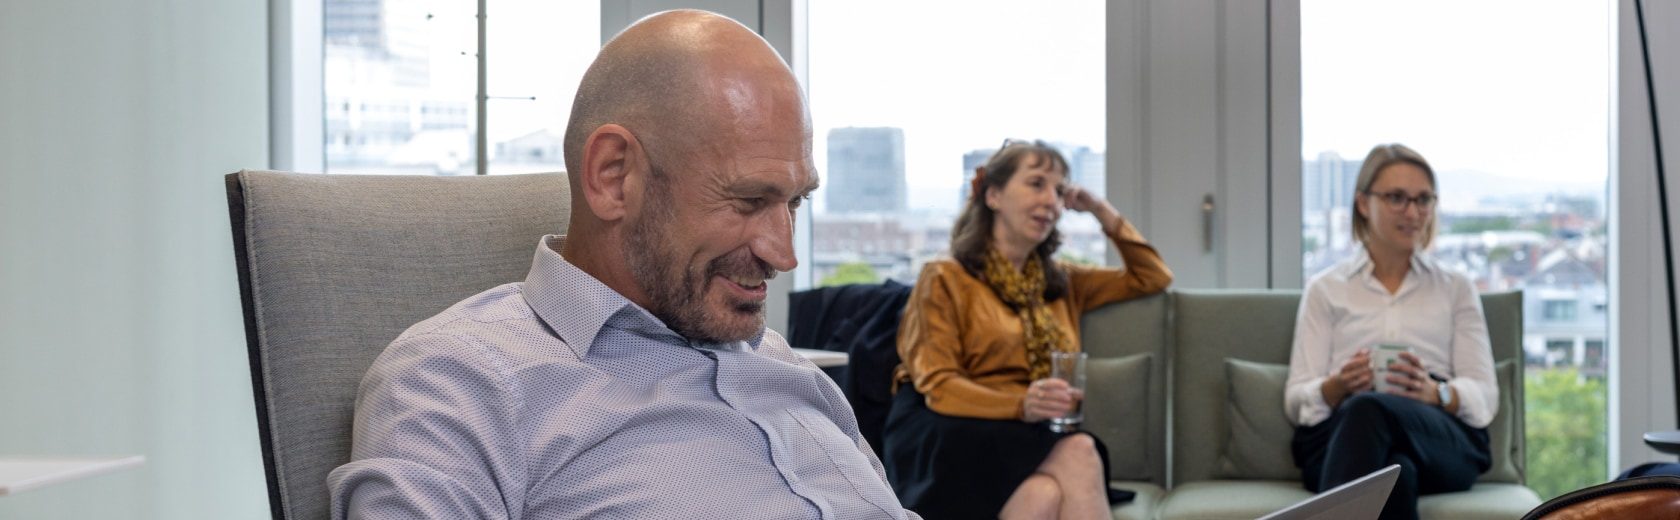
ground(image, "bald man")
xmin=326 ymin=10 xmax=918 ymax=520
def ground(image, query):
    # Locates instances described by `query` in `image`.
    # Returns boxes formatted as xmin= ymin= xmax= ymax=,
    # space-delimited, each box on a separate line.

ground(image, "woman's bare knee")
xmin=1001 ymin=473 xmax=1062 ymax=520
xmin=1054 ymin=433 xmax=1096 ymax=455
xmin=1044 ymin=434 xmax=1100 ymax=469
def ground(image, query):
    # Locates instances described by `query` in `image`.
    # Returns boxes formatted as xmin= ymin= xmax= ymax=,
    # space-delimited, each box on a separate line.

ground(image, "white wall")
xmin=1615 ymin=0 xmax=1680 ymax=473
xmin=0 ymin=1 xmax=271 ymax=518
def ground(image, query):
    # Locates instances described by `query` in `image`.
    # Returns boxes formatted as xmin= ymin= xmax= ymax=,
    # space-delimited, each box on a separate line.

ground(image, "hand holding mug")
xmin=1334 ymin=348 xmax=1375 ymax=394
xmin=1381 ymin=351 xmax=1439 ymax=405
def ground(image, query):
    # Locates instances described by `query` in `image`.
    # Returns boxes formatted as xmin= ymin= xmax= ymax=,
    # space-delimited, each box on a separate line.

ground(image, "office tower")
xmin=1303 ymin=150 xmax=1362 ymax=214
xmin=1061 ymin=145 xmax=1106 ymax=198
xmin=325 ymin=0 xmax=471 ymax=171
xmin=959 ymin=149 xmax=992 ymax=208
xmin=827 ymin=127 xmax=907 ymax=213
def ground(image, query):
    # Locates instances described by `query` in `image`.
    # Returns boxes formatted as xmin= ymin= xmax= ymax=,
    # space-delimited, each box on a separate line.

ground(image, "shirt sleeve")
xmin=1285 ymin=277 xmax=1336 ymax=427
xmin=1447 ymin=275 xmax=1500 ymax=428
xmin=327 ymin=333 xmax=526 ymax=520
xmin=897 ymin=263 xmax=1027 ymax=420
xmin=1065 ymin=216 xmax=1174 ymax=311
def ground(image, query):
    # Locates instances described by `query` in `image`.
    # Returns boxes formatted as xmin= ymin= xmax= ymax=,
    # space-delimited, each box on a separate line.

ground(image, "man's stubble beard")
xmin=625 ymin=175 xmax=768 ymax=343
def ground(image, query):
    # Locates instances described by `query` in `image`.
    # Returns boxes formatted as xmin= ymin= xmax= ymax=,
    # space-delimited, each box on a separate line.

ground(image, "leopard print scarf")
xmin=982 ymin=247 xmax=1069 ymax=381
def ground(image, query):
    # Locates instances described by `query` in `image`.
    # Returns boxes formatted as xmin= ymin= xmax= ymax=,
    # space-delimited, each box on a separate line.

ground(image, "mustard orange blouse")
xmin=893 ymin=218 xmax=1173 ymax=420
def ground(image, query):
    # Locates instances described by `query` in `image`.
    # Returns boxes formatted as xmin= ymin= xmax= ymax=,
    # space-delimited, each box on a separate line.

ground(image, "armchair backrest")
xmin=225 ymin=170 xmax=569 ymax=520
xmin=1081 ymin=293 xmax=1171 ymax=486
xmin=1169 ymin=290 xmax=1302 ymax=485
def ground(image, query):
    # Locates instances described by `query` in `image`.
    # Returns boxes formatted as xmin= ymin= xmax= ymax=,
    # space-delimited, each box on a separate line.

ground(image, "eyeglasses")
xmin=999 ymin=138 xmax=1044 ymax=150
xmin=1365 ymin=190 xmax=1436 ymax=211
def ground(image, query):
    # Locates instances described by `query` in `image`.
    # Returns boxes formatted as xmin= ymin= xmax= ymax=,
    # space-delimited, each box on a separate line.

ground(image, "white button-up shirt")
xmin=1284 ymin=251 xmax=1499 ymax=428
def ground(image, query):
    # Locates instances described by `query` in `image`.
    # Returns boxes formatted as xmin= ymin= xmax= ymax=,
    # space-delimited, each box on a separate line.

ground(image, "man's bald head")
xmin=562 ymin=10 xmax=808 ymax=180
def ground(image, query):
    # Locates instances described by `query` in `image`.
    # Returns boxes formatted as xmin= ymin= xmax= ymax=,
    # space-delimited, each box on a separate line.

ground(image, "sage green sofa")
xmin=1078 ymin=290 xmax=1541 ymax=520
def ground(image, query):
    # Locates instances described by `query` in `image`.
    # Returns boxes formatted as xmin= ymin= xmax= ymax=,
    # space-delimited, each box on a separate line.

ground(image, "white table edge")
xmin=790 ymin=347 xmax=850 ymax=368
xmin=0 ymin=455 xmax=146 ymax=496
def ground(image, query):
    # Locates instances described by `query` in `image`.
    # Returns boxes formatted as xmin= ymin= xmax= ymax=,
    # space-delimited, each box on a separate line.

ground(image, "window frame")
xmin=273 ymin=0 xmax=1672 ymax=479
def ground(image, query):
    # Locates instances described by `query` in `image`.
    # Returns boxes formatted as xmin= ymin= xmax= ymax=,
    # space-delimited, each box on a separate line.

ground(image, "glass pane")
xmin=807 ymin=0 xmax=1107 ymax=287
xmin=486 ymin=1 xmax=599 ymax=175
xmin=324 ymin=0 xmax=478 ymax=175
xmin=1301 ymin=0 xmax=1611 ymax=500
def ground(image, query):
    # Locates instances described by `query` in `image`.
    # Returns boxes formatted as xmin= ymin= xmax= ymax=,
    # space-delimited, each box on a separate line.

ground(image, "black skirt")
xmin=882 ymin=384 xmax=1134 ymax=519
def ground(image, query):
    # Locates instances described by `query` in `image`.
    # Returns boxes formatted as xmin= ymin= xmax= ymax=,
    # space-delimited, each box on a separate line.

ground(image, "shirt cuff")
xmin=1290 ymin=375 xmax=1332 ymax=426
xmin=1447 ymin=378 xmax=1492 ymax=428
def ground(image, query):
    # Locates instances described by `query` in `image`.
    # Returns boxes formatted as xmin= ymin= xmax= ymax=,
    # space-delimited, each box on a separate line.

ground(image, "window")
xmin=1583 ymin=339 xmax=1605 ymax=373
xmin=322 ymin=0 xmax=597 ymax=175
xmin=485 ymin=0 xmax=598 ymax=175
xmin=1300 ymin=0 xmax=1611 ymax=500
xmin=804 ymin=0 xmax=1106 ymax=287
xmin=1546 ymin=339 xmax=1576 ymax=367
xmin=1543 ymin=300 xmax=1578 ymax=322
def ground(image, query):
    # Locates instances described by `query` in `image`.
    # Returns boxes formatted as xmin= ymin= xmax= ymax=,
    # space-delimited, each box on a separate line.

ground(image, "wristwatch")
xmin=1436 ymin=381 xmax=1454 ymax=409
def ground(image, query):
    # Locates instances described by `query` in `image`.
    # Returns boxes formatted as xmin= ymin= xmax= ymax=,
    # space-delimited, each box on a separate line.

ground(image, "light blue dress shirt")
xmin=327 ymin=235 xmax=917 ymax=519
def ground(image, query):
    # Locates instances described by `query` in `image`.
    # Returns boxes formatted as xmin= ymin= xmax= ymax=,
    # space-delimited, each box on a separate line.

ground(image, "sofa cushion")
xmin=1480 ymin=359 xmax=1520 ymax=483
xmin=1417 ymin=483 xmax=1542 ymax=519
xmin=1157 ymin=480 xmax=1312 ymax=520
xmin=1085 ymin=352 xmax=1152 ymax=481
xmin=1108 ymin=481 xmax=1165 ymax=520
xmin=1218 ymin=358 xmax=1300 ymax=480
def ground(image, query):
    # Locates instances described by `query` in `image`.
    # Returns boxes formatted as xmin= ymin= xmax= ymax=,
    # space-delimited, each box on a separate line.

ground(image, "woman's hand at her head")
xmin=1021 ymin=378 xmax=1079 ymax=423
xmin=1060 ymin=184 xmax=1123 ymax=233
xmin=1061 ymin=185 xmax=1100 ymax=213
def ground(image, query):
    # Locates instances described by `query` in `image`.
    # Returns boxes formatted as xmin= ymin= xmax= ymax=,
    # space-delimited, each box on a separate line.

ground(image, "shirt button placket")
xmin=707 ymin=344 xmax=827 ymax=518
xmin=1384 ymin=298 xmax=1397 ymax=341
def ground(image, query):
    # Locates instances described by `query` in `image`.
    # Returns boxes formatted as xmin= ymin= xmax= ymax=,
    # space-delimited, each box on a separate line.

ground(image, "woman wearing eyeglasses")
xmin=1284 ymin=144 xmax=1498 ymax=520
xmin=885 ymin=139 xmax=1173 ymax=519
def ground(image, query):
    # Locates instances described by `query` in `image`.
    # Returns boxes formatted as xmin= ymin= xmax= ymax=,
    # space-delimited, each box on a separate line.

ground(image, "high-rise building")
xmin=826 ymin=127 xmax=907 ymax=213
xmin=958 ymin=148 xmax=992 ymax=208
xmin=1303 ymin=151 xmax=1361 ymax=214
xmin=324 ymin=0 xmax=471 ymax=172
xmin=1061 ymin=145 xmax=1106 ymax=198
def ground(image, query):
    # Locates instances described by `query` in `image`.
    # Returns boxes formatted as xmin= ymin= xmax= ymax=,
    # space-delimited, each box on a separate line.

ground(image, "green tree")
xmin=1525 ymin=367 xmax=1608 ymax=500
xmin=819 ymin=261 xmax=880 ymax=287
xmin=1056 ymin=251 xmax=1097 ymax=266
xmin=1449 ymin=216 xmax=1518 ymax=234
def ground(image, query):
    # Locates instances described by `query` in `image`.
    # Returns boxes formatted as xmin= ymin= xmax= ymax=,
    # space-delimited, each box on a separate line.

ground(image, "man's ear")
xmin=578 ymin=124 xmax=644 ymax=222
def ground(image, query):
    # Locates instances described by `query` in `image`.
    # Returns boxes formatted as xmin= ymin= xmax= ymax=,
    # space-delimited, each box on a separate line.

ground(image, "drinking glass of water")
xmin=1048 ymin=351 xmax=1087 ymax=433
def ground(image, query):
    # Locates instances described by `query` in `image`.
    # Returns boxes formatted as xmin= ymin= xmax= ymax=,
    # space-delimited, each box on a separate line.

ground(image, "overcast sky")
xmin=1300 ymin=0 xmax=1611 ymax=186
xmin=417 ymin=0 xmax=1610 ymax=212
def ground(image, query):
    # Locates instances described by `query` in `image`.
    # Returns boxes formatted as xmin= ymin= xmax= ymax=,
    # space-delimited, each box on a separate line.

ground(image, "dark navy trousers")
xmin=1292 ymin=392 xmax=1491 ymax=520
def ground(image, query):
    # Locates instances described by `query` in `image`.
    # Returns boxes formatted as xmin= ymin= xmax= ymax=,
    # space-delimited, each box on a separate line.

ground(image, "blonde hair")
xmin=1351 ymin=143 xmax=1438 ymax=249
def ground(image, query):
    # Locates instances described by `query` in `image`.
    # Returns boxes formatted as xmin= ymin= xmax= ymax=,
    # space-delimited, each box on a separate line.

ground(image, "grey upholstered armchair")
xmin=224 ymin=170 xmax=569 ymax=520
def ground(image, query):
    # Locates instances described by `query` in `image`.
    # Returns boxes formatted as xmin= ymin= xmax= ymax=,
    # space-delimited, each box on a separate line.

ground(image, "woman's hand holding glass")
xmin=1022 ymin=378 xmax=1081 ymax=424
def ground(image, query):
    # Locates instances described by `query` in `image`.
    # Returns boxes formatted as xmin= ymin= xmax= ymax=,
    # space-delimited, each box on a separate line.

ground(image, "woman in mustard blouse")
xmin=884 ymin=139 xmax=1173 ymax=519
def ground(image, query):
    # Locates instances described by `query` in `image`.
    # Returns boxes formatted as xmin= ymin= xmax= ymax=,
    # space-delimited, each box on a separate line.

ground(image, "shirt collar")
xmin=521 ymin=235 xmax=764 ymax=357
xmin=1345 ymin=245 xmax=1434 ymax=280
